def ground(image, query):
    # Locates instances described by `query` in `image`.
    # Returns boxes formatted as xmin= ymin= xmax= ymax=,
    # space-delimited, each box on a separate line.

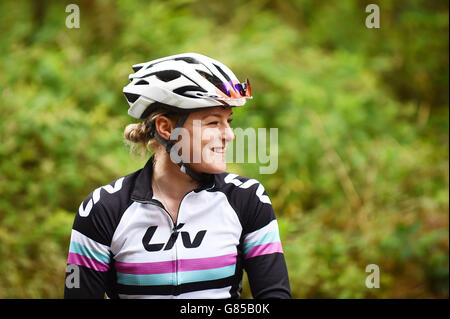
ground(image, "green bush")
xmin=0 ymin=0 xmax=447 ymax=298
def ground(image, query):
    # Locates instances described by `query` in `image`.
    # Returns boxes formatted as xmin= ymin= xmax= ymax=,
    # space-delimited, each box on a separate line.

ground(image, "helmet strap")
xmin=152 ymin=113 xmax=211 ymax=183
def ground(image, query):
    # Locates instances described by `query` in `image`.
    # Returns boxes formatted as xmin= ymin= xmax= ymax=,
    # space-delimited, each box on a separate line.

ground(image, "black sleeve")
xmin=241 ymin=181 xmax=291 ymax=299
xmin=64 ymin=192 xmax=116 ymax=299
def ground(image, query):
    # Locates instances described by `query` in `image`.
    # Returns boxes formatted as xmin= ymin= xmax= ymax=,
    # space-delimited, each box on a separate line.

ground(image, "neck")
xmin=152 ymin=150 xmax=200 ymax=199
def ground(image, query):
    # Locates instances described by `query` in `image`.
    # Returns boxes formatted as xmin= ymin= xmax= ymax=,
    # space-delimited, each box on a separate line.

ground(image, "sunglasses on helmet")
xmin=212 ymin=78 xmax=252 ymax=100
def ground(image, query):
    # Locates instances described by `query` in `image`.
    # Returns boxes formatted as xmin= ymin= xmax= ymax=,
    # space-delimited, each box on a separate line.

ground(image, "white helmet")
xmin=123 ymin=52 xmax=252 ymax=119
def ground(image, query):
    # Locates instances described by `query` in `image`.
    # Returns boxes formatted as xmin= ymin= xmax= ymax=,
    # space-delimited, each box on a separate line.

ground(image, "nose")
xmin=223 ymin=123 xmax=235 ymax=143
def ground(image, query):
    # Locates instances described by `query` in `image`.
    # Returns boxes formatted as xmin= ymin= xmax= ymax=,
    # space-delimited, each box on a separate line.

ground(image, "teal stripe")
xmin=244 ymin=231 xmax=280 ymax=255
xmin=116 ymin=264 xmax=236 ymax=286
xmin=117 ymin=272 xmax=174 ymax=286
xmin=69 ymin=241 xmax=110 ymax=264
xmin=179 ymin=264 xmax=236 ymax=284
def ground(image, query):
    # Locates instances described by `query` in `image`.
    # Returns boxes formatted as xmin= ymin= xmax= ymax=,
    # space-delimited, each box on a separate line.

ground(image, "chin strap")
xmin=150 ymin=113 xmax=211 ymax=184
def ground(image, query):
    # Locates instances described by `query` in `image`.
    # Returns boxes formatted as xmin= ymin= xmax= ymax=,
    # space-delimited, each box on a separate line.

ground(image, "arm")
xmin=241 ymin=183 xmax=291 ymax=299
xmin=64 ymin=196 xmax=115 ymax=299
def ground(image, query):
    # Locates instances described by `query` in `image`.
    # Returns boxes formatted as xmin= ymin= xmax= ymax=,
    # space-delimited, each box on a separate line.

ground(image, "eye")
xmin=227 ymin=118 xmax=233 ymax=124
xmin=207 ymin=121 xmax=219 ymax=126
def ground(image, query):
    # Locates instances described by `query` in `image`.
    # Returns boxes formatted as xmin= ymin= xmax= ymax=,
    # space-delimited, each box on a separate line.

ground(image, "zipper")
xmin=173 ymin=190 xmax=193 ymax=295
xmin=175 ymin=233 xmax=179 ymax=296
xmin=134 ymin=191 xmax=194 ymax=295
xmin=142 ymin=198 xmax=178 ymax=293
xmin=147 ymin=199 xmax=176 ymax=228
xmin=140 ymin=191 xmax=193 ymax=227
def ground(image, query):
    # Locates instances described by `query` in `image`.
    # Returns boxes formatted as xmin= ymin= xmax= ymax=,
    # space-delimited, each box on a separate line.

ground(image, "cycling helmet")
xmin=123 ymin=52 xmax=252 ymax=119
xmin=122 ymin=53 xmax=252 ymax=183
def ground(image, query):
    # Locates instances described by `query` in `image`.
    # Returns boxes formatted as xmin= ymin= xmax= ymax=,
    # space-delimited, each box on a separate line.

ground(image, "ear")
xmin=154 ymin=115 xmax=174 ymax=140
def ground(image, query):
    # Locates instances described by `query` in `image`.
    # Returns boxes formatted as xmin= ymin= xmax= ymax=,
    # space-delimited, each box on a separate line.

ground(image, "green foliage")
xmin=0 ymin=0 xmax=448 ymax=298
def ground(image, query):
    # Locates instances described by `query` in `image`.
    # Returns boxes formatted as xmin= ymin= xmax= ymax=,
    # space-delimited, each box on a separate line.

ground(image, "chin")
xmin=207 ymin=164 xmax=227 ymax=174
xmin=191 ymin=161 xmax=227 ymax=174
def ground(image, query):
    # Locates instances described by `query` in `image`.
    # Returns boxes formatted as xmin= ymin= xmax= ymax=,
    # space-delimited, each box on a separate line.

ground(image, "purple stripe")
xmin=116 ymin=253 xmax=237 ymax=275
xmin=245 ymin=242 xmax=283 ymax=259
xmin=68 ymin=252 xmax=109 ymax=272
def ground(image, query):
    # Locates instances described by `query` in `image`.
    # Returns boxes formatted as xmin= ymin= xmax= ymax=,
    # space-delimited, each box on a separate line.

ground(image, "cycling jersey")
xmin=64 ymin=156 xmax=291 ymax=299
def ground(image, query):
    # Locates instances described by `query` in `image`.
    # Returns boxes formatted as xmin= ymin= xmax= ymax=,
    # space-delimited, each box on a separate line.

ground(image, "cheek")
xmin=200 ymin=128 xmax=220 ymax=149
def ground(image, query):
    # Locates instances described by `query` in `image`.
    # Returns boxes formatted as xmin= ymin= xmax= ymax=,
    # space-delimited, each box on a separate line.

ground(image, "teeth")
xmin=212 ymin=147 xmax=225 ymax=153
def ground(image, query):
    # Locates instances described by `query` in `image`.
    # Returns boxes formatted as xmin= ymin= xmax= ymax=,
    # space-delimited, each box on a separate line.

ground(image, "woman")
xmin=64 ymin=53 xmax=291 ymax=299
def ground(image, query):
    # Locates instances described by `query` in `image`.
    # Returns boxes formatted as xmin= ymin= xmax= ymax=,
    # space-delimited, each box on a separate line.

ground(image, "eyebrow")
xmin=202 ymin=112 xmax=233 ymax=119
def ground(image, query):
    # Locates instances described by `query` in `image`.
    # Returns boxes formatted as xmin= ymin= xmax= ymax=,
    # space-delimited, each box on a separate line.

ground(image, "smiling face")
xmin=182 ymin=107 xmax=235 ymax=174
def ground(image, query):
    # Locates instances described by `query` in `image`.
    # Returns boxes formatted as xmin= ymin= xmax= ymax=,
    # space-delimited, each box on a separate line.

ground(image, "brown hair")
xmin=123 ymin=109 xmax=180 ymax=156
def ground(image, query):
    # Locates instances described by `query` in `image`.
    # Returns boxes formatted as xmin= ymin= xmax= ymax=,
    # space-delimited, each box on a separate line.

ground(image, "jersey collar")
xmin=130 ymin=155 xmax=216 ymax=203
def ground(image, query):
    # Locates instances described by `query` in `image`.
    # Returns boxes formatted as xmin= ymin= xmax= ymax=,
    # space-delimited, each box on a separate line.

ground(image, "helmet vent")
xmin=197 ymin=70 xmax=221 ymax=86
xmin=197 ymin=70 xmax=230 ymax=96
xmin=174 ymin=57 xmax=199 ymax=64
xmin=124 ymin=92 xmax=140 ymax=103
xmin=213 ymin=64 xmax=231 ymax=82
xmin=135 ymin=80 xmax=149 ymax=85
xmin=173 ymin=86 xmax=207 ymax=98
xmin=155 ymin=70 xmax=181 ymax=82
xmin=132 ymin=65 xmax=143 ymax=72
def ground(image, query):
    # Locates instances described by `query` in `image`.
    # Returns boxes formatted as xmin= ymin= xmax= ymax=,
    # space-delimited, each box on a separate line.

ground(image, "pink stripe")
xmin=116 ymin=253 xmax=237 ymax=275
xmin=179 ymin=253 xmax=236 ymax=272
xmin=245 ymin=242 xmax=283 ymax=259
xmin=68 ymin=252 xmax=109 ymax=272
xmin=116 ymin=259 xmax=175 ymax=275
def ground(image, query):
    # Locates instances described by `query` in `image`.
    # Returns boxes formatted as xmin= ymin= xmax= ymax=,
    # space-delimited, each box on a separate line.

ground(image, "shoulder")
xmin=213 ymin=172 xmax=274 ymax=233
xmin=72 ymin=169 xmax=142 ymax=245
xmin=213 ymin=172 xmax=271 ymax=205
xmin=78 ymin=170 xmax=140 ymax=218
